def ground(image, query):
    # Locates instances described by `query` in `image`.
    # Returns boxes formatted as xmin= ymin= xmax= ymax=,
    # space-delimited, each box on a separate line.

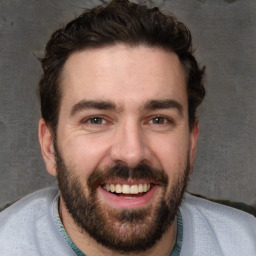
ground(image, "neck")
xmin=59 ymin=196 xmax=177 ymax=256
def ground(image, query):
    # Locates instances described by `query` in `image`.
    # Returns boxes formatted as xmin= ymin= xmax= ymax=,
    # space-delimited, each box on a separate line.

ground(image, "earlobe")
xmin=189 ymin=120 xmax=199 ymax=174
xmin=38 ymin=118 xmax=57 ymax=176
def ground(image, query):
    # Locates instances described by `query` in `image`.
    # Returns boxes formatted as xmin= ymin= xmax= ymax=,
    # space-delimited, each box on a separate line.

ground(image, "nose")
xmin=110 ymin=119 xmax=150 ymax=168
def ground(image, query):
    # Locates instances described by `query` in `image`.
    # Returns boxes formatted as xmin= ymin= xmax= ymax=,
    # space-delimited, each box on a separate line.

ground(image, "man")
xmin=0 ymin=0 xmax=255 ymax=255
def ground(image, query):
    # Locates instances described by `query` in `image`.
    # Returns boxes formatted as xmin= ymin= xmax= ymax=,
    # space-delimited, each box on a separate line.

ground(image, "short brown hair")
xmin=39 ymin=0 xmax=205 ymax=133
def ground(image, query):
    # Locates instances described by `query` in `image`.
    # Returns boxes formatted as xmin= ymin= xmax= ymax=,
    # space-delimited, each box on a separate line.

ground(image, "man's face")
xmin=41 ymin=44 xmax=198 ymax=252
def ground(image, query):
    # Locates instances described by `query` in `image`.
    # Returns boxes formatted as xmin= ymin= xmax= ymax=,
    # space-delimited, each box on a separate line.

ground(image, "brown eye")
xmin=151 ymin=117 xmax=167 ymax=124
xmin=86 ymin=117 xmax=106 ymax=125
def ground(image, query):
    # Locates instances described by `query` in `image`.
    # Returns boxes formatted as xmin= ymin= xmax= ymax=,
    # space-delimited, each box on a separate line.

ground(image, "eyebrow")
xmin=70 ymin=98 xmax=183 ymax=117
xmin=144 ymin=99 xmax=183 ymax=116
xmin=71 ymin=100 xmax=117 ymax=116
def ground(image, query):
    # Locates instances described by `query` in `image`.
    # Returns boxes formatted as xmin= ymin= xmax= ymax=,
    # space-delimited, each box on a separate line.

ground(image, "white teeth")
xmin=130 ymin=185 xmax=138 ymax=194
xmin=103 ymin=183 xmax=151 ymax=194
xmin=122 ymin=184 xmax=130 ymax=194
xmin=116 ymin=184 xmax=122 ymax=193
xmin=110 ymin=184 xmax=115 ymax=193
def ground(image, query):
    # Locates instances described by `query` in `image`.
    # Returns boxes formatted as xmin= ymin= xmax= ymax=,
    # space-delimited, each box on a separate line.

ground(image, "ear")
xmin=38 ymin=118 xmax=57 ymax=176
xmin=189 ymin=119 xmax=199 ymax=174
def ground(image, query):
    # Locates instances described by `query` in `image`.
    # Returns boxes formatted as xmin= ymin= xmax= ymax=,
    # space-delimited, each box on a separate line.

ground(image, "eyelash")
xmin=148 ymin=116 xmax=173 ymax=125
xmin=82 ymin=116 xmax=108 ymax=125
xmin=82 ymin=115 xmax=174 ymax=126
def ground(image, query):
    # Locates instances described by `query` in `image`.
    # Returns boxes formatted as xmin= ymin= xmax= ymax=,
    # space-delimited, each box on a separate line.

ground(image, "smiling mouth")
xmin=102 ymin=183 xmax=152 ymax=198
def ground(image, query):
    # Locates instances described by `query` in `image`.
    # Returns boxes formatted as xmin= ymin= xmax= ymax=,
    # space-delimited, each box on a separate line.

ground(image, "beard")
xmin=55 ymin=148 xmax=190 ymax=253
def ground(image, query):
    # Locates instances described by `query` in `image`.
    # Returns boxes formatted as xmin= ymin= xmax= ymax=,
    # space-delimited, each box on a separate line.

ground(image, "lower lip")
xmin=97 ymin=185 xmax=159 ymax=209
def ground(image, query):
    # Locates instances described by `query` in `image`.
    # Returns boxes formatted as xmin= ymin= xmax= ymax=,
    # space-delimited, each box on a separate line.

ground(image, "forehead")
xmin=59 ymin=44 xmax=187 ymax=111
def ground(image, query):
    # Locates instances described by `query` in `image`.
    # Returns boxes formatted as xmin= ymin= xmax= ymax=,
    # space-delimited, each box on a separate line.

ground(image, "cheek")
xmin=152 ymin=136 xmax=190 ymax=198
xmin=149 ymin=132 xmax=190 ymax=174
xmin=59 ymin=135 xmax=112 ymax=177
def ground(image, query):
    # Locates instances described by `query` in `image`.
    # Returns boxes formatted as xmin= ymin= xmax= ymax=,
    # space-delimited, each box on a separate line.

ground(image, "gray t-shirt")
xmin=0 ymin=187 xmax=255 ymax=255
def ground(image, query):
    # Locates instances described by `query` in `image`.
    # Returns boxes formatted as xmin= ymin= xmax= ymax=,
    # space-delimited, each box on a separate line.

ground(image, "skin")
xmin=39 ymin=44 xmax=199 ymax=256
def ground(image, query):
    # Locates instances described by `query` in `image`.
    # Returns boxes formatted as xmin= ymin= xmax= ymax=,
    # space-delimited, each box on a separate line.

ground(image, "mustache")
xmin=88 ymin=163 xmax=169 ymax=192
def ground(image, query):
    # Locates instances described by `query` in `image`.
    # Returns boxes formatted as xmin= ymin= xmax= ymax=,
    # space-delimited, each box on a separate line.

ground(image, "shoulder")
xmin=0 ymin=187 xmax=66 ymax=255
xmin=181 ymin=193 xmax=256 ymax=225
xmin=179 ymin=193 xmax=256 ymax=256
xmin=0 ymin=187 xmax=58 ymax=220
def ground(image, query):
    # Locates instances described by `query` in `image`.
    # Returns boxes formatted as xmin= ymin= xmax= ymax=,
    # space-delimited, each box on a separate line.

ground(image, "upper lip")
xmin=101 ymin=178 xmax=157 ymax=186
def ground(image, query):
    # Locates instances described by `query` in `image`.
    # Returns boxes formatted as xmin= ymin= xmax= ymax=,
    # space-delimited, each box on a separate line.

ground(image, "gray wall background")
xmin=0 ymin=0 xmax=255 ymax=207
